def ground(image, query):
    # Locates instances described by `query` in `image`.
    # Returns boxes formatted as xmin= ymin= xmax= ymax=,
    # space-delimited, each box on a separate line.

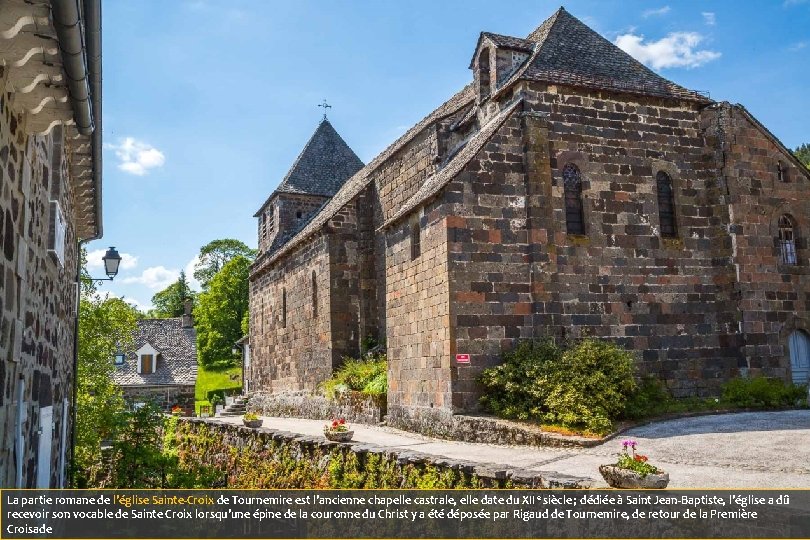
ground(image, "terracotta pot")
xmin=599 ymin=464 xmax=669 ymax=489
xmin=243 ymin=418 xmax=263 ymax=428
xmin=324 ymin=430 xmax=354 ymax=442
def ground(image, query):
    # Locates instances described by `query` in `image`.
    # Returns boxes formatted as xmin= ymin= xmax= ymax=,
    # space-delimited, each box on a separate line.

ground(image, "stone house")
xmin=248 ymin=7 xmax=810 ymax=434
xmin=0 ymin=1 xmax=103 ymax=487
xmin=111 ymin=316 xmax=198 ymax=413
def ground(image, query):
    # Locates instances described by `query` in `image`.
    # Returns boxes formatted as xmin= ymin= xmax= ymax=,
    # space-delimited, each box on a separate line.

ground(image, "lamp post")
xmin=69 ymin=245 xmax=122 ymax=487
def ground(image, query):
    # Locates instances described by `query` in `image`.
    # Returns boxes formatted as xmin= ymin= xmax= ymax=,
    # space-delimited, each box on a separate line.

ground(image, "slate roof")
xmin=511 ymin=7 xmax=709 ymax=102
xmin=111 ymin=318 xmax=198 ymax=387
xmin=251 ymin=84 xmax=476 ymax=277
xmin=254 ymin=120 xmax=364 ymax=216
xmin=468 ymin=32 xmax=535 ymax=68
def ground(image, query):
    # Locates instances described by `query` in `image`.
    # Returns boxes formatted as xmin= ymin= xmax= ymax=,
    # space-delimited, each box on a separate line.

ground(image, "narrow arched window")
xmin=411 ymin=223 xmax=421 ymax=260
xmin=478 ymin=48 xmax=491 ymax=102
xmin=311 ymin=271 xmax=318 ymax=317
xmin=779 ymin=215 xmax=797 ymax=265
xmin=282 ymin=288 xmax=287 ymax=328
xmin=563 ymin=163 xmax=584 ymax=235
xmin=656 ymin=171 xmax=677 ymax=237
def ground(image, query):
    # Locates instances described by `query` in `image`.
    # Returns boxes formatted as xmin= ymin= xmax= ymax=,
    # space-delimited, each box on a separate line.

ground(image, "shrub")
xmin=479 ymin=338 xmax=637 ymax=434
xmin=623 ymin=377 xmax=673 ymax=419
xmin=321 ymin=354 xmax=387 ymax=398
xmin=721 ymin=376 xmax=806 ymax=408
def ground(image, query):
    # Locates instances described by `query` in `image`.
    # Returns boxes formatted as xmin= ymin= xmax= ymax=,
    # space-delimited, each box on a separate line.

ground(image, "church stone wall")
xmin=249 ymin=232 xmax=332 ymax=393
xmin=385 ymin=204 xmax=453 ymax=429
xmin=0 ymin=93 xmax=80 ymax=487
xmin=710 ymin=104 xmax=810 ymax=380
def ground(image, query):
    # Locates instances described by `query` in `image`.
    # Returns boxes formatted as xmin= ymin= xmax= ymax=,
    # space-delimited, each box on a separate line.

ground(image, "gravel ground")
xmin=216 ymin=410 xmax=810 ymax=488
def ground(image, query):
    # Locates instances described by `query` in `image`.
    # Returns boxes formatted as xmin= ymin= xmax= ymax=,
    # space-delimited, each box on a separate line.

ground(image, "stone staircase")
xmin=218 ymin=395 xmax=250 ymax=416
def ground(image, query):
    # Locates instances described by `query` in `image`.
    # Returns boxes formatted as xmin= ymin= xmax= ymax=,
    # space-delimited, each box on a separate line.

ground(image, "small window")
xmin=478 ymin=47 xmax=491 ymax=102
xmin=114 ymin=354 xmax=125 ymax=365
xmin=778 ymin=161 xmax=788 ymax=183
xmin=140 ymin=354 xmax=153 ymax=374
xmin=779 ymin=215 xmax=798 ymax=265
xmin=312 ymin=271 xmax=318 ymax=317
xmin=411 ymin=223 xmax=421 ymax=260
xmin=282 ymin=288 xmax=287 ymax=328
xmin=563 ymin=163 xmax=585 ymax=235
xmin=296 ymin=211 xmax=303 ymax=219
xmin=656 ymin=171 xmax=677 ymax=237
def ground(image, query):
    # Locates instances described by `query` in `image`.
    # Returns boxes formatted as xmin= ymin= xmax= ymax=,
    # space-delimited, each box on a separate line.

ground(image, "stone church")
xmin=248 ymin=7 xmax=810 ymax=433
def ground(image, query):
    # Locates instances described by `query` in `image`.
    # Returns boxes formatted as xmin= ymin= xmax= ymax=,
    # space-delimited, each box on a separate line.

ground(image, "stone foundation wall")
xmin=0 ymin=92 xmax=80 ymax=488
xmin=173 ymin=418 xmax=590 ymax=489
xmin=249 ymin=390 xmax=385 ymax=425
xmin=120 ymin=385 xmax=195 ymax=413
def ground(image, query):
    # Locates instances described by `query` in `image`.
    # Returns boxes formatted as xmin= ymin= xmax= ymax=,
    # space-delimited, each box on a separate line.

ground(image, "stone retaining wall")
xmin=249 ymin=391 xmax=385 ymax=425
xmin=174 ymin=418 xmax=590 ymax=489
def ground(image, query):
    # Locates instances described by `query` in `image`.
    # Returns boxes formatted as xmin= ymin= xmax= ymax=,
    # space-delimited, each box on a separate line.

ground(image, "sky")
xmin=89 ymin=0 xmax=810 ymax=312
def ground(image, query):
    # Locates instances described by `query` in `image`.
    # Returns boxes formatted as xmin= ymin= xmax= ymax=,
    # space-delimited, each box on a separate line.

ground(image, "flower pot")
xmin=599 ymin=465 xmax=669 ymax=489
xmin=324 ymin=430 xmax=354 ymax=442
xmin=243 ymin=418 xmax=263 ymax=428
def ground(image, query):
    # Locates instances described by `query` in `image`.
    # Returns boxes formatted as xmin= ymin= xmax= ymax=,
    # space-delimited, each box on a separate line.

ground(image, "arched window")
xmin=789 ymin=330 xmax=810 ymax=385
xmin=282 ymin=288 xmax=287 ymax=328
xmin=656 ymin=171 xmax=677 ymax=237
xmin=411 ymin=223 xmax=421 ymax=260
xmin=779 ymin=215 xmax=797 ymax=265
xmin=563 ymin=163 xmax=585 ymax=235
xmin=478 ymin=48 xmax=491 ymax=102
xmin=312 ymin=271 xmax=318 ymax=318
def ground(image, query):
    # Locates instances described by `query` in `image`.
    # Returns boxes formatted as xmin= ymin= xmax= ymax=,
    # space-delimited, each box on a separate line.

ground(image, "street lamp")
xmin=87 ymin=246 xmax=122 ymax=285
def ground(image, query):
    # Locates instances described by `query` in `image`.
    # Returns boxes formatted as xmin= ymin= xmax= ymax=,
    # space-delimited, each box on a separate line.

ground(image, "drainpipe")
xmin=50 ymin=0 xmax=93 ymax=134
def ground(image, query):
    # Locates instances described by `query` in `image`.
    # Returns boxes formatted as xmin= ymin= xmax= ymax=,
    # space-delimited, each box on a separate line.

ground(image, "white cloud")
xmin=86 ymin=248 xmax=138 ymax=271
xmin=105 ymin=137 xmax=165 ymax=176
xmin=90 ymin=291 xmax=153 ymax=314
xmin=615 ymin=32 xmax=721 ymax=69
xmin=184 ymin=255 xmax=202 ymax=291
xmin=702 ymin=12 xmax=716 ymax=26
xmin=789 ymin=41 xmax=808 ymax=51
xmin=121 ymin=266 xmax=179 ymax=290
xmin=642 ymin=6 xmax=671 ymax=18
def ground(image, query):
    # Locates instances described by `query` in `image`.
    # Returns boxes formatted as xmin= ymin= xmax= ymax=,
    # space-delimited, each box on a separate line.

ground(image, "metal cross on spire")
xmin=318 ymin=99 xmax=331 ymax=120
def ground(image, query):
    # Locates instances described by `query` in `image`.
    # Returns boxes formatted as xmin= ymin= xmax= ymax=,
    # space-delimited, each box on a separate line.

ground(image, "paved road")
xmin=217 ymin=410 xmax=810 ymax=488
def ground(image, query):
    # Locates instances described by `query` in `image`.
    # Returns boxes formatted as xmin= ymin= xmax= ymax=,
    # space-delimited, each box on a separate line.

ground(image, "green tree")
xmin=795 ymin=143 xmax=810 ymax=169
xmin=193 ymin=239 xmax=256 ymax=290
xmin=194 ymin=255 xmax=251 ymax=367
xmin=148 ymin=271 xmax=196 ymax=318
xmin=74 ymin=294 xmax=139 ymax=486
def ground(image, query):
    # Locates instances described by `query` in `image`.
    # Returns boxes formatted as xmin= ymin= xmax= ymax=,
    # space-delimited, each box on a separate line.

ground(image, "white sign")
xmin=48 ymin=201 xmax=66 ymax=267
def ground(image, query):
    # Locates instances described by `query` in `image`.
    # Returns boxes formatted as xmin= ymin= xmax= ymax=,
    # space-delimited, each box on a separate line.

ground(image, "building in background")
xmin=111 ymin=311 xmax=197 ymax=414
xmin=0 ymin=0 xmax=103 ymax=487
xmin=248 ymin=8 xmax=809 ymax=434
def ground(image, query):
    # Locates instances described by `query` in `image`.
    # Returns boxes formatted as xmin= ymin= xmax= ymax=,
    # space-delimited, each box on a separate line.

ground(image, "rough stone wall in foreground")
xmin=0 ymin=93 xmax=80 ymax=487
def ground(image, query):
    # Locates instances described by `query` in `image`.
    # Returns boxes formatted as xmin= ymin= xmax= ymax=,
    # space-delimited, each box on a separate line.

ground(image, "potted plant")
xmin=242 ymin=411 xmax=263 ymax=428
xmin=599 ymin=439 xmax=669 ymax=489
xmin=171 ymin=405 xmax=183 ymax=416
xmin=323 ymin=418 xmax=353 ymax=442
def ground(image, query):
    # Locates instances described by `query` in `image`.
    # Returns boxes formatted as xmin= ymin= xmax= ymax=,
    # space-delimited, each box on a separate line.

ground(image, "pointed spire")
xmin=275 ymin=119 xmax=364 ymax=197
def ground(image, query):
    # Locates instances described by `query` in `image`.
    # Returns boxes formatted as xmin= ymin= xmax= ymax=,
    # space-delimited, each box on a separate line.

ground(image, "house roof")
xmin=111 ymin=318 xmax=198 ymax=387
xmin=254 ymin=119 xmax=364 ymax=216
xmin=513 ymin=7 xmax=710 ymax=102
xmin=468 ymin=32 xmax=535 ymax=68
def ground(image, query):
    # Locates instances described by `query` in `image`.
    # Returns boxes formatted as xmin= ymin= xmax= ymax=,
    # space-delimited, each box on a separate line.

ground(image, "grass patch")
xmin=194 ymin=362 xmax=242 ymax=414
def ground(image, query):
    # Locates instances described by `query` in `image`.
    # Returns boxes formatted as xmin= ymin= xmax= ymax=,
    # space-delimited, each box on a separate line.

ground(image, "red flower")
xmin=634 ymin=454 xmax=648 ymax=462
xmin=332 ymin=420 xmax=338 ymax=428
xmin=339 ymin=418 xmax=346 ymax=425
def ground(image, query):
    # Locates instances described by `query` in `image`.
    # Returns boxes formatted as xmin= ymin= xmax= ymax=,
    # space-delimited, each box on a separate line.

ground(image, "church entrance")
xmin=789 ymin=330 xmax=810 ymax=385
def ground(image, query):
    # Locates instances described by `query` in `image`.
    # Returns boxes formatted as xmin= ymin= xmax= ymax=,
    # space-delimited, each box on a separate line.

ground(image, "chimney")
xmin=182 ymin=298 xmax=194 ymax=328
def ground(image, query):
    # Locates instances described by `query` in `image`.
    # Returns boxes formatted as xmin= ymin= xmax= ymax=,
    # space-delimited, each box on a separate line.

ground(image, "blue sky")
xmin=89 ymin=0 xmax=810 ymax=311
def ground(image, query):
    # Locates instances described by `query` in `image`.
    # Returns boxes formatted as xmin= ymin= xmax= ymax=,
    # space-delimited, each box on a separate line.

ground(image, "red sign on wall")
xmin=456 ymin=354 xmax=470 ymax=364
